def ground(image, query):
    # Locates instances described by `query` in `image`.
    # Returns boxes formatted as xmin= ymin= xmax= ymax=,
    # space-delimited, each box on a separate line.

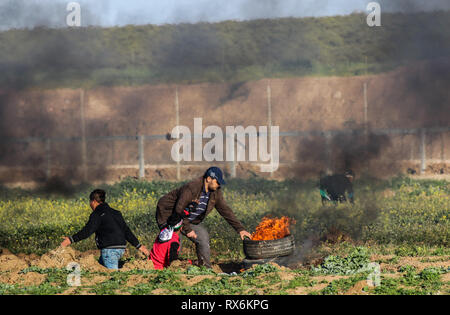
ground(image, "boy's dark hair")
xmin=89 ymin=189 xmax=106 ymax=203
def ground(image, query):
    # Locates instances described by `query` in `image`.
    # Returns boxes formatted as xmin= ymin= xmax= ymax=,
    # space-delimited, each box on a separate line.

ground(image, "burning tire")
xmin=243 ymin=235 xmax=295 ymax=259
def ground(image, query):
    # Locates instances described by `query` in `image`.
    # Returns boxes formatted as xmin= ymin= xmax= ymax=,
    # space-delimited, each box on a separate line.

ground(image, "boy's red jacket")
xmin=149 ymin=232 xmax=180 ymax=269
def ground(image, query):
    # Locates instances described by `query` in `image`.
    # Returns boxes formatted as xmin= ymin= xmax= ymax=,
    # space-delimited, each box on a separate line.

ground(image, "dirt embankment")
xmin=1 ymin=59 xmax=449 ymax=183
xmin=0 ymin=247 xmax=154 ymax=274
xmin=1 ymin=247 xmax=449 ymax=295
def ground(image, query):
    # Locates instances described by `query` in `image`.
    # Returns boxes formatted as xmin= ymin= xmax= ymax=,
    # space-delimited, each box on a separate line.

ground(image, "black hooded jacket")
xmin=69 ymin=202 xmax=142 ymax=249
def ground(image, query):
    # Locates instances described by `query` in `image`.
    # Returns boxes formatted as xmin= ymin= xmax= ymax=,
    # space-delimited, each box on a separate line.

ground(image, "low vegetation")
xmin=0 ymin=176 xmax=448 ymax=294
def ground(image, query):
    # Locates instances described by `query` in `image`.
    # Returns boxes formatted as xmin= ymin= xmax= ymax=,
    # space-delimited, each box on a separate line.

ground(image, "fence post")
xmin=175 ymin=86 xmax=181 ymax=181
xmin=325 ymin=131 xmax=332 ymax=174
xmin=80 ymin=89 xmax=88 ymax=182
xmin=46 ymin=138 xmax=51 ymax=180
xmin=229 ymin=134 xmax=236 ymax=178
xmin=363 ymin=82 xmax=370 ymax=173
xmin=363 ymin=82 xmax=368 ymax=130
xmin=267 ymin=80 xmax=273 ymax=178
xmin=420 ymin=128 xmax=426 ymax=174
xmin=231 ymin=159 xmax=236 ymax=178
xmin=138 ymin=135 xmax=145 ymax=179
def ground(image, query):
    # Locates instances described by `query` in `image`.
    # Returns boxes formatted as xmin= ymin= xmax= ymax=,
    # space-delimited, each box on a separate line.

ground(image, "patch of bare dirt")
xmin=381 ymin=189 xmax=396 ymax=198
xmin=378 ymin=256 xmax=450 ymax=273
xmin=286 ymin=287 xmax=309 ymax=295
xmin=0 ymin=247 xmax=158 ymax=276
xmin=442 ymin=273 xmax=450 ymax=283
xmin=382 ymin=273 xmax=402 ymax=279
xmin=308 ymin=275 xmax=348 ymax=292
xmin=31 ymin=247 xmax=78 ymax=269
xmin=127 ymin=274 xmax=151 ymax=287
xmin=396 ymin=256 xmax=450 ymax=271
xmin=78 ymin=253 xmax=109 ymax=272
xmin=371 ymin=254 xmax=395 ymax=261
xmin=151 ymin=288 xmax=168 ymax=295
xmin=166 ymin=259 xmax=193 ymax=271
xmin=121 ymin=258 xmax=154 ymax=271
xmin=81 ymin=275 xmax=109 ymax=287
xmin=267 ymin=262 xmax=290 ymax=272
xmin=344 ymin=280 xmax=370 ymax=295
xmin=28 ymin=247 xmax=110 ymax=272
xmin=0 ymin=271 xmax=46 ymax=286
xmin=57 ymin=287 xmax=96 ymax=295
xmin=278 ymin=271 xmax=296 ymax=281
xmin=182 ymin=275 xmax=218 ymax=286
xmin=0 ymin=250 xmax=29 ymax=272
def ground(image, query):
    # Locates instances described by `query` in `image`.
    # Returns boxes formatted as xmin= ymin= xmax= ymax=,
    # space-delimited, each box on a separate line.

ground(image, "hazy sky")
xmin=1 ymin=0 xmax=449 ymax=30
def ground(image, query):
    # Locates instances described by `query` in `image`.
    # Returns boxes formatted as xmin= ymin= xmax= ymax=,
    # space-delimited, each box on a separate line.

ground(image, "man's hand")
xmin=186 ymin=230 xmax=197 ymax=239
xmin=61 ymin=236 xmax=71 ymax=247
xmin=239 ymin=230 xmax=252 ymax=240
xmin=139 ymin=245 xmax=150 ymax=257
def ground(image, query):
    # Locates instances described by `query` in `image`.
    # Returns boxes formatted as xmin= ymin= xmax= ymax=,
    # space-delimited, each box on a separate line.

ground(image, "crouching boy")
xmin=150 ymin=212 xmax=185 ymax=270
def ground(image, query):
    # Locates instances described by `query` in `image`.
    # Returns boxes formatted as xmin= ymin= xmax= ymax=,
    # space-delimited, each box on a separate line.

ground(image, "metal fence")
xmin=3 ymin=125 xmax=449 ymax=182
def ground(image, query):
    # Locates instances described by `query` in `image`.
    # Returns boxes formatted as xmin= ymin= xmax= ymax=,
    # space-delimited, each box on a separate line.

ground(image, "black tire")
xmin=243 ymin=235 xmax=295 ymax=259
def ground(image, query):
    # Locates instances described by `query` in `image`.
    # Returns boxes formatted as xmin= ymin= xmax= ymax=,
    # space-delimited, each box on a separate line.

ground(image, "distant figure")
xmin=319 ymin=170 xmax=355 ymax=204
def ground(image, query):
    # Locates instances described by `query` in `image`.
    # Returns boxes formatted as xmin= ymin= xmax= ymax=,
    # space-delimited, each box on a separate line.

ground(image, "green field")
xmin=1 ymin=176 xmax=448 ymax=255
xmin=0 ymin=176 xmax=449 ymax=295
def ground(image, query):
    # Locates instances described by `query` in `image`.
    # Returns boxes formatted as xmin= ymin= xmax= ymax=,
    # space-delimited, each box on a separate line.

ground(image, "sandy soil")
xmin=1 ymin=247 xmax=449 ymax=295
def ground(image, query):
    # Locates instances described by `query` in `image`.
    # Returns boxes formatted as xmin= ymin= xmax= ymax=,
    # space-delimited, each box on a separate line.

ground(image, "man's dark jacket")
xmin=156 ymin=176 xmax=245 ymax=235
xmin=69 ymin=203 xmax=142 ymax=250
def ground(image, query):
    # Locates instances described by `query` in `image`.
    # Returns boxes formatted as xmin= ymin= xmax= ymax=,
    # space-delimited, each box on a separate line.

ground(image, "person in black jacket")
xmin=61 ymin=189 xmax=150 ymax=269
xmin=319 ymin=170 xmax=355 ymax=204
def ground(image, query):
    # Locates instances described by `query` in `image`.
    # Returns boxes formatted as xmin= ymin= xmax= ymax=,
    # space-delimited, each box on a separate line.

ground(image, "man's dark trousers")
xmin=181 ymin=223 xmax=211 ymax=268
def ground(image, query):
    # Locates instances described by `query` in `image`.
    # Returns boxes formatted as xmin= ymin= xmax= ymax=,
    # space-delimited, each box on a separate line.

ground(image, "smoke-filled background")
xmin=0 ymin=1 xmax=449 ymax=275
xmin=0 ymin=0 xmax=449 ymax=194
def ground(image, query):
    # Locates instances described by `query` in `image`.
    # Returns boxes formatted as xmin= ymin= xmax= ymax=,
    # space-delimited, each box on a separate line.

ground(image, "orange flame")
xmin=251 ymin=216 xmax=296 ymax=241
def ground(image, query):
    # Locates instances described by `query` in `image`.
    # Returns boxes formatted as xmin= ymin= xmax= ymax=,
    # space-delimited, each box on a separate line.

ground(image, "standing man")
xmin=156 ymin=166 xmax=252 ymax=268
xmin=61 ymin=189 xmax=150 ymax=269
xmin=319 ymin=170 xmax=355 ymax=204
